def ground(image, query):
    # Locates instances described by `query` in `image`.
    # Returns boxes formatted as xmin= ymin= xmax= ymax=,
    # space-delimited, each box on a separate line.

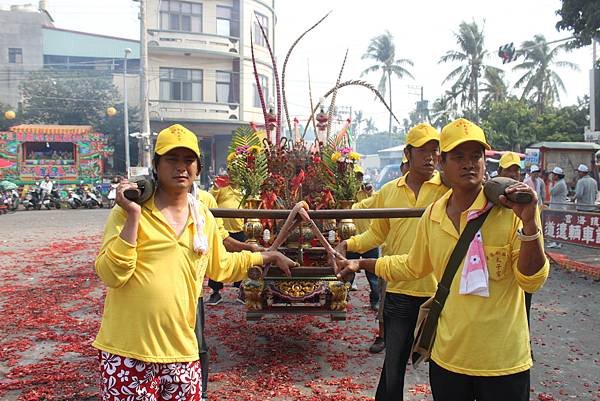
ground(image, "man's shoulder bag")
xmin=411 ymin=207 xmax=492 ymax=366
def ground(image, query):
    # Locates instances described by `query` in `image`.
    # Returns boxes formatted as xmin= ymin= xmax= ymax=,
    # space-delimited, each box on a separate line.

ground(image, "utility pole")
xmin=138 ymin=0 xmax=151 ymax=167
xmin=123 ymin=48 xmax=132 ymax=176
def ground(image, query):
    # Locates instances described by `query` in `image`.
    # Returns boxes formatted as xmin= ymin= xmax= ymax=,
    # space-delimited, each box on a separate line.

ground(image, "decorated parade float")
xmin=0 ymin=124 xmax=110 ymax=184
xmin=210 ymin=14 xmax=422 ymax=321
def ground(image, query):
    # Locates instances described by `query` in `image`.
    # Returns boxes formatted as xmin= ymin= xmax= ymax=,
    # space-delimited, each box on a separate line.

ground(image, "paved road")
xmin=0 ymin=209 xmax=598 ymax=400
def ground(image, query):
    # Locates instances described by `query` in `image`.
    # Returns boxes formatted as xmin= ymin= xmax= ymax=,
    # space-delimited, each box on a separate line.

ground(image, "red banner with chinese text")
xmin=542 ymin=209 xmax=600 ymax=248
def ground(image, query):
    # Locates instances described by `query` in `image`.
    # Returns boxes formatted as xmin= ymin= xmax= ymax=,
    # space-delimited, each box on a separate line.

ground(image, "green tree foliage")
xmin=480 ymin=96 xmax=588 ymax=151
xmin=19 ymin=70 xmax=140 ymax=173
xmin=556 ymin=0 xmax=600 ymax=49
xmin=0 ymin=102 xmax=21 ymax=131
xmin=361 ymin=31 xmax=414 ymax=134
xmin=439 ymin=21 xmax=498 ymax=120
xmin=481 ymin=68 xmax=509 ymax=105
xmin=356 ymin=131 xmax=402 ymax=155
xmin=513 ymin=34 xmax=579 ymax=114
xmin=480 ymin=98 xmax=537 ymax=151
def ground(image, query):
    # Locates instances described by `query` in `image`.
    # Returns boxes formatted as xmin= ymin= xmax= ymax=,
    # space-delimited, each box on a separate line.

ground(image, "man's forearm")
xmin=517 ymin=218 xmax=546 ymax=276
xmin=119 ymin=212 xmax=140 ymax=245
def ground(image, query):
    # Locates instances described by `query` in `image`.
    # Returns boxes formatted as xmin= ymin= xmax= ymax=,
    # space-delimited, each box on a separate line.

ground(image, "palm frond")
xmin=281 ymin=11 xmax=331 ymax=135
xmin=326 ymin=49 xmax=349 ymax=139
xmin=255 ymin=16 xmax=282 ymax=143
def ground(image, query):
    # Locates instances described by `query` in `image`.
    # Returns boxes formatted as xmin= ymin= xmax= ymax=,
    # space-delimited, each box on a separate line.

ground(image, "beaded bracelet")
xmin=517 ymin=228 xmax=541 ymax=242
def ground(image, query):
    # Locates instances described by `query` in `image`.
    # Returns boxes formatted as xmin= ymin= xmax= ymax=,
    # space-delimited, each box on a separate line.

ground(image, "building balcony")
xmin=149 ymin=100 xmax=240 ymax=122
xmin=147 ymin=30 xmax=240 ymax=57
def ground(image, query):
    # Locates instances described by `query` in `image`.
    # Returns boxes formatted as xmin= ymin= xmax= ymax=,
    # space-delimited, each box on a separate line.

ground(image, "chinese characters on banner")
xmin=542 ymin=210 xmax=600 ymax=248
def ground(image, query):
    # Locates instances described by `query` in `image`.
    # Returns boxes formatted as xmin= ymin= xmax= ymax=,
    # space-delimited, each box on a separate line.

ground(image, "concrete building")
xmin=0 ymin=3 xmax=53 ymax=108
xmin=0 ymin=2 xmax=140 ymax=109
xmin=145 ymin=0 xmax=276 ymax=179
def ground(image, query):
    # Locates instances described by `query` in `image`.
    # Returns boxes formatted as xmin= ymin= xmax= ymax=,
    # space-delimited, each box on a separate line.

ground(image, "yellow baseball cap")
xmin=354 ymin=165 xmax=364 ymax=174
xmin=406 ymin=123 xmax=439 ymax=147
xmin=499 ymin=152 xmax=521 ymax=169
xmin=441 ymin=118 xmax=491 ymax=152
xmin=154 ymin=124 xmax=201 ymax=157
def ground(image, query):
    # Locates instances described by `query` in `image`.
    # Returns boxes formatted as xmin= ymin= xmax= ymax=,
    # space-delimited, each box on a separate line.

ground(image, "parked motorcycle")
xmin=84 ymin=187 xmax=103 ymax=209
xmin=8 ymin=189 xmax=20 ymax=211
xmin=23 ymin=187 xmax=42 ymax=210
xmin=107 ymin=183 xmax=118 ymax=208
xmin=42 ymin=189 xmax=62 ymax=209
xmin=67 ymin=188 xmax=84 ymax=209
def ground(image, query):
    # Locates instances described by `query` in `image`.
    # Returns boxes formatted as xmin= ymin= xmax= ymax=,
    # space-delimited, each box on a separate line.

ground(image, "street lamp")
xmin=124 ymin=47 xmax=132 ymax=177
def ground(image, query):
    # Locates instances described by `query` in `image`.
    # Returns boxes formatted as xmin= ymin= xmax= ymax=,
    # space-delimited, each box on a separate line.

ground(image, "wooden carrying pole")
xmin=210 ymin=208 xmax=426 ymax=219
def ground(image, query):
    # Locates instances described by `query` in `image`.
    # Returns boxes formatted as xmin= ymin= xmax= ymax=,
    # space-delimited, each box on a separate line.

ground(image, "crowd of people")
xmin=93 ymin=118 xmax=597 ymax=400
xmin=26 ymin=150 xmax=74 ymax=161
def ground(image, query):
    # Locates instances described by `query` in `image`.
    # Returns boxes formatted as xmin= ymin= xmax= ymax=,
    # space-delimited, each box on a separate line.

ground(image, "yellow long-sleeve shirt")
xmin=375 ymin=188 xmax=549 ymax=376
xmin=196 ymin=189 xmax=229 ymax=240
xmin=210 ymin=185 xmax=244 ymax=233
xmin=352 ymin=188 xmax=377 ymax=235
xmin=347 ymin=171 xmax=449 ymax=297
xmin=93 ymin=195 xmax=262 ymax=363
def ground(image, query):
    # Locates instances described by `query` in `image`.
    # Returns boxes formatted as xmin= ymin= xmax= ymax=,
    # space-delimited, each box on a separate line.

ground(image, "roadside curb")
xmin=546 ymin=251 xmax=600 ymax=278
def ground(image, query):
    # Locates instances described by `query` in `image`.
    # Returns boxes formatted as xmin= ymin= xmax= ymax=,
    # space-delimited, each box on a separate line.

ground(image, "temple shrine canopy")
xmin=0 ymin=124 xmax=110 ymax=184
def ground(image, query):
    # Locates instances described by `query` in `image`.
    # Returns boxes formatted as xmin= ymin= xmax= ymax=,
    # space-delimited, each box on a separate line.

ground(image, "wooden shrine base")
xmin=246 ymin=306 xmax=346 ymax=321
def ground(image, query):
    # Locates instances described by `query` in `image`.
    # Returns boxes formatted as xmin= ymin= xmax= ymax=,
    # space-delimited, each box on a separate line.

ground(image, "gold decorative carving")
xmin=273 ymin=280 xmax=322 ymax=298
xmin=242 ymin=279 xmax=264 ymax=310
xmin=328 ymin=281 xmax=350 ymax=311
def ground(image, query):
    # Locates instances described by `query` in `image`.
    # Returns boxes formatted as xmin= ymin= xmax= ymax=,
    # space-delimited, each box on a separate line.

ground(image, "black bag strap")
xmin=420 ymin=207 xmax=493 ymax=339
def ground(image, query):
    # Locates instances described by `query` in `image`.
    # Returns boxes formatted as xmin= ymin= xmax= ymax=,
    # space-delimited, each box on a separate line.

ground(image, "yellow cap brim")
xmin=409 ymin=136 xmax=439 ymax=148
xmin=499 ymin=161 xmax=520 ymax=169
xmin=441 ymin=138 xmax=491 ymax=153
xmin=156 ymin=144 xmax=200 ymax=157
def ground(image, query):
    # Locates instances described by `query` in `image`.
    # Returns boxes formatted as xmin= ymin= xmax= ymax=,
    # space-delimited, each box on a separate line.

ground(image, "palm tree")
xmin=361 ymin=31 xmax=414 ymax=135
xmin=430 ymin=93 xmax=458 ymax=129
xmin=480 ymin=68 xmax=508 ymax=106
xmin=439 ymin=21 xmax=493 ymax=121
xmin=352 ymin=110 xmax=364 ymax=143
xmin=364 ymin=117 xmax=377 ymax=135
xmin=513 ymin=34 xmax=579 ymax=114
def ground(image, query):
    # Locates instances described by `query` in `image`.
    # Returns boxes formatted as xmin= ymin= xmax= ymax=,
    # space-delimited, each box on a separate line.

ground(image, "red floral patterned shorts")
xmin=99 ymin=351 xmax=202 ymax=401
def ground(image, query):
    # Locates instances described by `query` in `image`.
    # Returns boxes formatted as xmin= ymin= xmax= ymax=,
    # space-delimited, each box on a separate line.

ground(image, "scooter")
xmin=23 ymin=187 xmax=42 ymax=210
xmin=107 ymin=182 xmax=119 ymax=208
xmin=42 ymin=189 xmax=62 ymax=209
xmin=68 ymin=188 xmax=84 ymax=209
xmin=9 ymin=189 xmax=19 ymax=211
xmin=84 ymin=187 xmax=103 ymax=209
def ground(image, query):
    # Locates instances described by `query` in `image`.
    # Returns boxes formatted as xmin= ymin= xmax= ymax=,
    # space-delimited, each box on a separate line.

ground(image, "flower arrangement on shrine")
xmin=226 ymin=126 xmax=268 ymax=203
xmin=323 ymin=144 xmax=362 ymax=203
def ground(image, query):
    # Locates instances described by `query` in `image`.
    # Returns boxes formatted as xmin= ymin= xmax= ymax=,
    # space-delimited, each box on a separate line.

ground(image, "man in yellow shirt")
xmin=498 ymin=151 xmax=522 ymax=181
xmin=349 ymin=165 xmax=380 ymax=308
xmin=337 ymin=123 xmax=449 ymax=400
xmin=94 ymin=124 xmax=296 ymax=400
xmin=337 ymin=118 xmax=549 ymax=401
xmin=207 ymin=179 xmax=248 ymax=305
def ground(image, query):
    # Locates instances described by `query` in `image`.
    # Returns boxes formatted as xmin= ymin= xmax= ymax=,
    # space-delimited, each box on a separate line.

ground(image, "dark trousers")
xmin=194 ymin=298 xmax=209 ymax=398
xmin=375 ymin=293 xmax=429 ymax=401
xmin=429 ymin=360 xmax=530 ymax=401
xmin=347 ymin=248 xmax=380 ymax=304
xmin=208 ymin=231 xmax=245 ymax=293
xmin=525 ymin=292 xmax=532 ymax=328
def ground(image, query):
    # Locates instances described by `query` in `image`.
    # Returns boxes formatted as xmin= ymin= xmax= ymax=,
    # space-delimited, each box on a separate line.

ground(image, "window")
xmin=8 ymin=48 xmax=23 ymax=64
xmin=160 ymin=0 xmax=202 ymax=33
xmin=216 ymin=71 xmax=233 ymax=103
xmin=253 ymin=12 xmax=268 ymax=46
xmin=216 ymin=6 xmax=231 ymax=37
xmin=159 ymin=67 xmax=202 ymax=102
xmin=253 ymin=74 xmax=268 ymax=108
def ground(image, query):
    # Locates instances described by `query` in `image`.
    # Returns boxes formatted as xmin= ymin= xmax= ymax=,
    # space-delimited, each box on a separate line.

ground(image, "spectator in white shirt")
xmin=574 ymin=164 xmax=598 ymax=212
xmin=39 ymin=175 xmax=53 ymax=193
xmin=524 ymin=165 xmax=545 ymax=206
